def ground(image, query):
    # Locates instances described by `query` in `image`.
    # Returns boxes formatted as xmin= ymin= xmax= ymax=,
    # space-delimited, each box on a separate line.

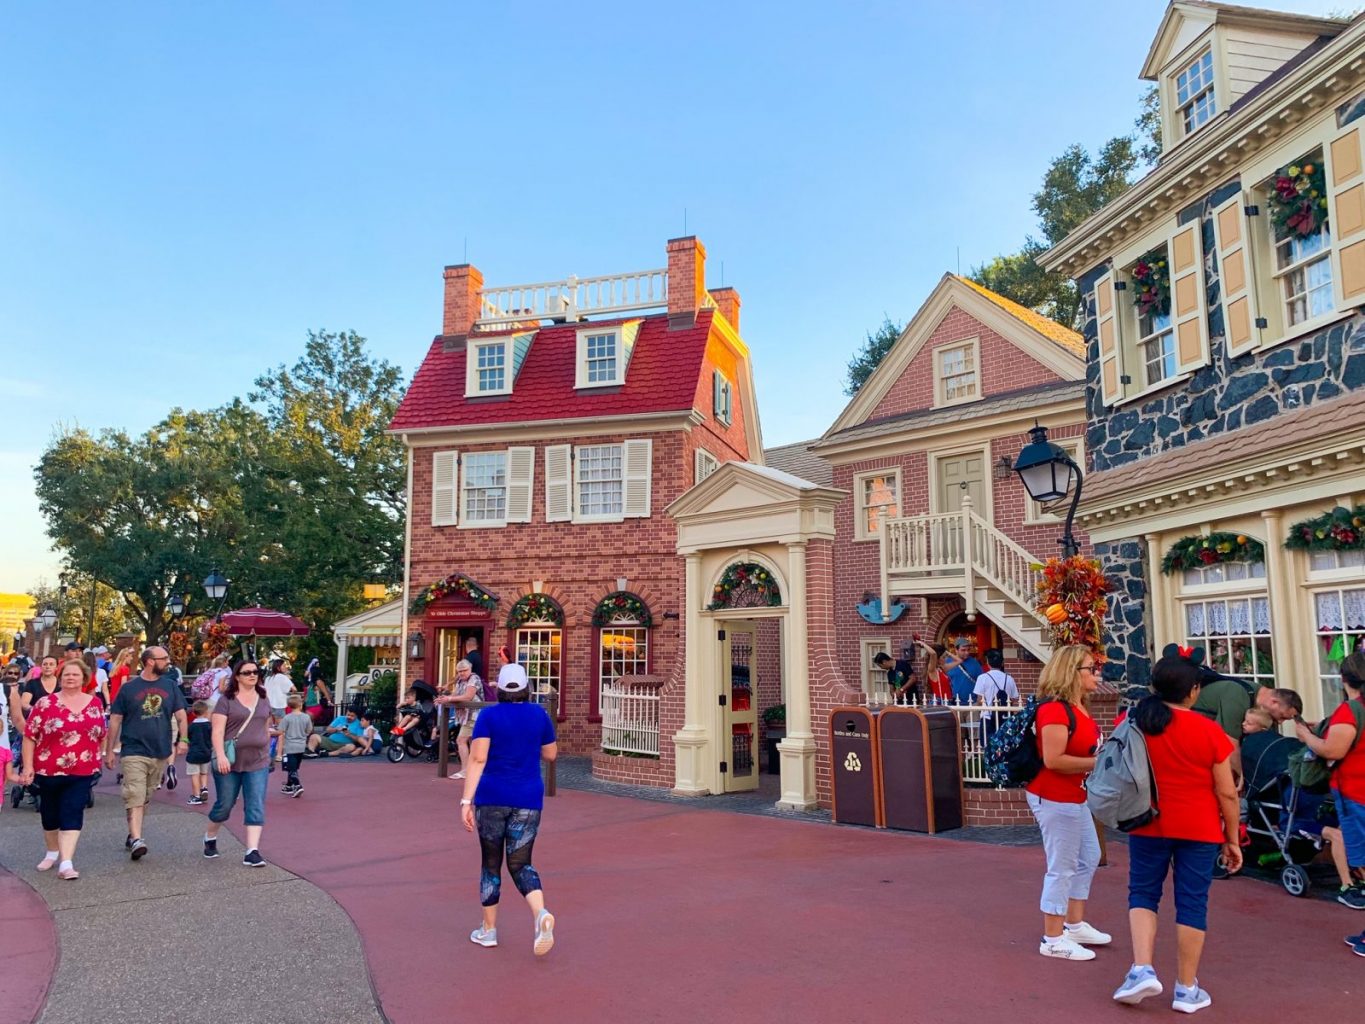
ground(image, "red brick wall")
xmin=869 ymin=306 xmax=1064 ymax=421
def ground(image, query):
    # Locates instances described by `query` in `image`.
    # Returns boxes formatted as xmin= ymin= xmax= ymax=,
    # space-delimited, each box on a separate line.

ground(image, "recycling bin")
xmin=876 ymin=705 xmax=963 ymax=833
xmin=829 ymin=706 xmax=882 ymax=827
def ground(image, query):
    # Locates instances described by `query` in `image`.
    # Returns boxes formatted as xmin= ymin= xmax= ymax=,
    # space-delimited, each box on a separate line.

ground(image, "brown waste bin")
xmin=876 ymin=705 xmax=963 ymax=833
xmin=829 ymin=706 xmax=882 ymax=827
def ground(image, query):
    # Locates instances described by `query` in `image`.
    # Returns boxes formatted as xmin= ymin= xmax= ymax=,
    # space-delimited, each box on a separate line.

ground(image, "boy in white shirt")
xmin=973 ymin=648 xmax=1021 ymax=744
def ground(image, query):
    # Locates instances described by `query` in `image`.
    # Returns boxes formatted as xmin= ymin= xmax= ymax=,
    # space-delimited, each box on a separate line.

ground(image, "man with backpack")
xmin=973 ymin=649 xmax=1019 ymax=745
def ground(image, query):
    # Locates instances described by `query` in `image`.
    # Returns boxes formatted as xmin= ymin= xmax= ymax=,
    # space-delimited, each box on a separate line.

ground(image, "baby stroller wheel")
xmin=1281 ymin=863 xmax=1311 ymax=897
xmin=385 ymin=742 xmax=405 ymax=763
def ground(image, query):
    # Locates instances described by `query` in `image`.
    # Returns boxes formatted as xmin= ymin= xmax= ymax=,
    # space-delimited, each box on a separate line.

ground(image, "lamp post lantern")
xmin=203 ymin=570 xmax=230 ymax=622
xmin=168 ymin=592 xmax=187 ymax=618
xmin=1013 ymin=423 xmax=1084 ymax=559
xmin=38 ymin=607 xmax=59 ymax=631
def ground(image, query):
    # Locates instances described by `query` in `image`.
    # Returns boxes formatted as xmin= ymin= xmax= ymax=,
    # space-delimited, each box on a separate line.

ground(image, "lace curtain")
xmin=1317 ymin=589 xmax=1365 ymax=631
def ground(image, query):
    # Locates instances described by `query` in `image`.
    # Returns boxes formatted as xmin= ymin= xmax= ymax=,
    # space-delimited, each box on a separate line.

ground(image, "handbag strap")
xmin=230 ymin=698 xmax=258 ymax=740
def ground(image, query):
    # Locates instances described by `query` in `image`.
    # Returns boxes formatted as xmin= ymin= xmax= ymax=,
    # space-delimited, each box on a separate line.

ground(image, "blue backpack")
xmin=984 ymin=696 xmax=1076 ymax=787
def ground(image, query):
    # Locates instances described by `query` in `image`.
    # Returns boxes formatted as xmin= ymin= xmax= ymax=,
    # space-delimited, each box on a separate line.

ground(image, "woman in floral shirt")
xmin=19 ymin=659 xmax=105 ymax=879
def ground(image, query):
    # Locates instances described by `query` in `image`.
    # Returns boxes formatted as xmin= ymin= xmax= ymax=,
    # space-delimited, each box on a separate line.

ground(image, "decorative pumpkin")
xmin=1045 ymin=603 xmax=1067 ymax=624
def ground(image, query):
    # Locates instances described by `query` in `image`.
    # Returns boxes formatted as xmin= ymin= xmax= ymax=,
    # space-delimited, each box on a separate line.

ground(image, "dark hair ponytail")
xmin=1134 ymin=655 xmax=1202 ymax=736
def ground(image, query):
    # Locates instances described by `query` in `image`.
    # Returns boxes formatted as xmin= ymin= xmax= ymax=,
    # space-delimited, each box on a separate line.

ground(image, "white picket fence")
xmin=868 ymin=693 xmax=1028 ymax=785
xmin=600 ymin=679 xmax=661 ymax=757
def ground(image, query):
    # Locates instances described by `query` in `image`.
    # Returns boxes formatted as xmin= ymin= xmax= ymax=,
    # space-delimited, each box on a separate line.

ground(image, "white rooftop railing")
xmin=478 ymin=269 xmax=669 ymax=326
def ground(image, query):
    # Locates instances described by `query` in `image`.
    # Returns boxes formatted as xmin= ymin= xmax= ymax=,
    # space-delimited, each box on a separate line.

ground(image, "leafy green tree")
xmin=29 ymin=573 xmax=139 ymax=646
xmin=843 ymin=317 xmax=905 ymax=396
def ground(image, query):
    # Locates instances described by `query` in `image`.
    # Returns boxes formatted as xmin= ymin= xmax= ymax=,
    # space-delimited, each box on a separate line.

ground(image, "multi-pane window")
xmin=461 ymin=452 xmax=507 ymax=523
xmin=475 ymin=342 xmax=506 ymax=392
xmin=1272 ymin=155 xmax=1334 ymax=326
xmin=1182 ymin=590 xmax=1275 ymax=689
xmin=1313 ymin=586 xmax=1365 ymax=710
xmin=585 ymin=332 xmax=618 ymax=384
xmin=1182 ymin=559 xmax=1266 ymax=588
xmin=1176 ymin=50 xmax=1216 ymax=135
xmin=598 ymin=626 xmax=648 ymax=703
xmin=517 ymin=627 xmax=562 ymax=713
xmin=938 ymin=343 xmax=977 ymax=403
xmin=858 ymin=472 xmax=900 ymax=538
xmin=577 ymin=444 xmax=623 ymax=517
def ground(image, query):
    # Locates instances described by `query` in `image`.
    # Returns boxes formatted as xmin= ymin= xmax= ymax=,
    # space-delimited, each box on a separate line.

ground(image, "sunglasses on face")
xmin=239 ymin=669 xmax=260 ymax=677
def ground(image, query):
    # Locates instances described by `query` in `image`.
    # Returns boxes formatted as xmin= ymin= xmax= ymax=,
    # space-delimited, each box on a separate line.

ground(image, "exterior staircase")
xmin=879 ymin=495 xmax=1052 ymax=660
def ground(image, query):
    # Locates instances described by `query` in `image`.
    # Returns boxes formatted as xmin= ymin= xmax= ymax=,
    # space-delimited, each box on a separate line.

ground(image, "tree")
xmin=843 ymin=317 xmax=905 ymax=396
xmin=29 ymin=573 xmax=138 ymax=646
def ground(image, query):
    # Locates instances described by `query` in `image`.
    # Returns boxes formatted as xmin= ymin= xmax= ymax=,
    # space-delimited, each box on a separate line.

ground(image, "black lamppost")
xmin=203 ymin=570 xmax=229 ymax=621
xmin=168 ymin=592 xmax=188 ymax=618
xmin=1013 ymin=423 xmax=1084 ymax=558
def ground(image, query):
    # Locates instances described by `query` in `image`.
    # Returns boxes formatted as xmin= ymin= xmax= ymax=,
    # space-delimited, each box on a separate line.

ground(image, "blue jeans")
xmin=209 ymin=766 xmax=268 ymax=827
xmin=1127 ymin=834 xmax=1219 ymax=930
xmin=1336 ymin=791 xmax=1365 ymax=868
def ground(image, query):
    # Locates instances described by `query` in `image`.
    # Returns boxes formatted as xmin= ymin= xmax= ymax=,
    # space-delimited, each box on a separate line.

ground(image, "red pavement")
xmin=175 ymin=759 xmax=1365 ymax=1024
xmin=0 ymin=858 xmax=57 ymax=1024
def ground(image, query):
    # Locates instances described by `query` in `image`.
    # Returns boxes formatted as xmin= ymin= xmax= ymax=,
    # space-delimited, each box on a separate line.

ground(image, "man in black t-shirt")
xmin=105 ymin=647 xmax=188 ymax=861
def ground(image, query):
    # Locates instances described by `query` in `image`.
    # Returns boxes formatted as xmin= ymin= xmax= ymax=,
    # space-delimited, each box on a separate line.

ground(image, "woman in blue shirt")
xmin=461 ymin=663 xmax=558 ymax=956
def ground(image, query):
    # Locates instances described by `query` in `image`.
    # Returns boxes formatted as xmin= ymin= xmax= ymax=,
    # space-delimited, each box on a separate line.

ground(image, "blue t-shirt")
xmin=948 ymin=655 xmax=983 ymax=703
xmin=470 ymin=702 xmax=557 ymax=810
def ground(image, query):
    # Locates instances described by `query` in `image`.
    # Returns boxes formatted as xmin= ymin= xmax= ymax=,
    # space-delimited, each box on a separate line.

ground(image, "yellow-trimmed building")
xmin=1041 ymin=1 xmax=1365 ymax=720
xmin=0 ymin=593 xmax=35 ymax=654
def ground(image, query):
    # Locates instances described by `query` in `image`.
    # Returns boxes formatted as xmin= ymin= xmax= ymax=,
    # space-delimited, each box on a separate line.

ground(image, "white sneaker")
xmin=1063 ymin=921 xmax=1112 ymax=946
xmin=534 ymin=909 xmax=555 ymax=957
xmin=1172 ymin=982 xmax=1212 ymax=1014
xmin=470 ymin=925 xmax=497 ymax=948
xmin=1038 ymin=936 xmax=1095 ymax=960
xmin=1113 ymin=965 xmax=1163 ymax=1004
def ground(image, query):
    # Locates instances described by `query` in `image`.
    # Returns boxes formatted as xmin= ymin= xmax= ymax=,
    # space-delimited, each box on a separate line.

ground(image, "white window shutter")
xmin=505 ymin=446 xmax=535 ymax=523
xmin=695 ymin=448 xmax=719 ymax=484
xmin=713 ymin=371 xmax=722 ymax=417
xmin=623 ymin=438 xmax=652 ymax=518
xmin=431 ymin=450 xmax=458 ymax=527
xmin=1212 ymin=193 xmax=1262 ymax=357
xmin=544 ymin=445 xmax=572 ymax=523
xmin=1328 ymin=123 xmax=1365 ymax=306
xmin=1170 ymin=221 xmax=1210 ymax=374
xmin=1093 ymin=270 xmax=1122 ymax=406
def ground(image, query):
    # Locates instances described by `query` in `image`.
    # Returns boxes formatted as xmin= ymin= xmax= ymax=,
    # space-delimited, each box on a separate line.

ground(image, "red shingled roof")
xmin=390 ymin=310 xmax=716 ymax=431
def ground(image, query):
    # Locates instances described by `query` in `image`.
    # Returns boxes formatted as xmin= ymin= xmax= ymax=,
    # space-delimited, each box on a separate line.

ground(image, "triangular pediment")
xmin=824 ymin=274 xmax=1083 ymax=436
xmin=332 ymin=597 xmax=403 ymax=632
xmin=668 ymin=461 xmax=842 ymax=521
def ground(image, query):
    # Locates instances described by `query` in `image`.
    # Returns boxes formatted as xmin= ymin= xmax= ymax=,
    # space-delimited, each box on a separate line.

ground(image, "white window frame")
xmin=713 ymin=370 xmax=733 ymax=426
xmin=1176 ymin=563 xmax=1275 ymax=692
xmin=597 ymin=623 xmax=649 ymax=712
xmin=576 ymin=328 xmax=623 ymax=388
xmin=695 ymin=448 xmax=720 ymax=484
xmin=859 ymin=638 xmax=893 ymax=704
xmin=1310 ymin=581 xmax=1365 ymax=711
xmin=465 ymin=338 xmax=512 ymax=397
xmin=1174 ymin=48 xmax=1216 ymax=139
xmin=853 ymin=468 xmax=902 ymax=541
xmin=516 ymin=626 xmax=563 ymax=716
xmin=1137 ymin=306 xmax=1177 ymax=389
xmin=459 ymin=450 xmax=508 ymax=528
xmin=1023 ymin=438 xmax=1083 ymax=524
xmin=573 ymin=442 xmax=624 ymax=522
xmin=1110 ymin=226 xmax=1199 ymax=406
xmin=932 ymin=338 xmax=979 ymax=407
xmin=567 ymin=438 xmax=651 ymax=523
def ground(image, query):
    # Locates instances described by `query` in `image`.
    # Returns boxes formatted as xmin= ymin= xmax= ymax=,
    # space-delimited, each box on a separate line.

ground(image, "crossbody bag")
xmin=223 ymin=699 xmax=258 ymax=768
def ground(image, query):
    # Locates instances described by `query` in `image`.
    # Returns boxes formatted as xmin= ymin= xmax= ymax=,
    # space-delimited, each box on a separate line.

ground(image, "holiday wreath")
xmin=410 ymin=573 xmax=498 ymax=614
xmin=1160 ymin=532 xmax=1265 ymax=575
xmin=1034 ymin=555 xmax=1114 ymax=654
xmin=1284 ymin=505 xmax=1365 ymax=552
xmin=1268 ymin=160 xmax=1328 ymax=240
xmin=1131 ymin=246 xmax=1171 ymax=320
xmin=506 ymin=593 xmax=564 ymax=628
xmin=707 ymin=561 xmax=782 ymax=611
xmin=591 ymin=592 xmax=653 ymax=628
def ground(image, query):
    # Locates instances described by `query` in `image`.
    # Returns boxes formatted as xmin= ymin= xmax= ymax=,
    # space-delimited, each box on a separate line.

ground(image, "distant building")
xmin=0 ymin=593 xmax=35 ymax=654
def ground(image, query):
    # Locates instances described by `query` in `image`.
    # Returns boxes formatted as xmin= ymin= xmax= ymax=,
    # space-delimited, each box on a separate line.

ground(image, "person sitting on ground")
xmin=306 ymin=710 xmax=362 ymax=756
xmin=350 ymin=712 xmax=381 ymax=756
xmin=1297 ymin=651 xmax=1365 ymax=926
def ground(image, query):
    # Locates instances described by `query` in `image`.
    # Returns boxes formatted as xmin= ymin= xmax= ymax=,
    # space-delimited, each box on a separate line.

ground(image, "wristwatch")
xmin=460 ymin=799 xmax=472 ymax=805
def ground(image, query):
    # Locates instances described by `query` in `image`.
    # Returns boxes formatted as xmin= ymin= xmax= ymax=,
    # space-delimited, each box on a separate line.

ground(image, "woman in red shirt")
xmin=917 ymin=641 xmax=954 ymax=701
xmin=1025 ymin=645 xmax=1106 ymax=960
xmin=1113 ymin=654 xmax=1241 ymax=1013
xmin=18 ymin=659 xmax=106 ymax=880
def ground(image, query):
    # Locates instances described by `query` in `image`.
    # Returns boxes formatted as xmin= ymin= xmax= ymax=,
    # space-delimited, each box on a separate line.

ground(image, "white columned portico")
xmin=672 ymin=551 xmax=711 ymax=796
xmin=335 ymin=634 xmax=350 ymax=705
xmin=777 ymin=540 xmax=817 ymax=810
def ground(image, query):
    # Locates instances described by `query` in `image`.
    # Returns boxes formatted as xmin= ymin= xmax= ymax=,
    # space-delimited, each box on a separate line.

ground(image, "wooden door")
xmin=720 ymin=623 xmax=759 ymax=793
xmin=935 ymin=452 xmax=988 ymax=519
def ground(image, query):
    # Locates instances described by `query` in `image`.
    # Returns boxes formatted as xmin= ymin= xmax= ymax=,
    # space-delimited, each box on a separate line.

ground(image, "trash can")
xmin=829 ymin=706 xmax=882 ymax=827
xmin=876 ymin=705 xmax=963 ymax=833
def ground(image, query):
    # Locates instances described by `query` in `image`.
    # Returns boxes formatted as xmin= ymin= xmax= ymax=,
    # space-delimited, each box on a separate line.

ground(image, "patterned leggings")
xmin=475 ymin=805 xmax=543 ymax=907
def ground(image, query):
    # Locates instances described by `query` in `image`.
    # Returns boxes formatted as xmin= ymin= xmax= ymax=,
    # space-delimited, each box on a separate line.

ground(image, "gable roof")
xmin=762 ymin=439 xmax=833 ymax=487
xmin=390 ymin=310 xmax=718 ymax=433
xmin=1140 ymin=2 xmax=1345 ymax=80
xmin=824 ymin=274 xmax=1085 ymax=436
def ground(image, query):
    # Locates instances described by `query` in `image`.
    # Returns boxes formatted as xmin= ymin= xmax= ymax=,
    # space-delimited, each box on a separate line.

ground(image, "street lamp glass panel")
xmin=168 ymin=594 xmax=186 ymax=617
xmin=39 ymin=607 xmax=59 ymax=629
xmin=203 ymin=571 xmax=228 ymax=601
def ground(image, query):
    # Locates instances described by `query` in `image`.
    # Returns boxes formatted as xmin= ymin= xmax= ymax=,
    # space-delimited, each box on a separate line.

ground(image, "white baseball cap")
xmin=496 ymin=663 xmax=529 ymax=692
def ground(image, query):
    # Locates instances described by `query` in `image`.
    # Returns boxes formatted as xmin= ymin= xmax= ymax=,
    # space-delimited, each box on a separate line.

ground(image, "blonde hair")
xmin=59 ymin=658 xmax=92 ymax=686
xmin=286 ymin=693 xmax=304 ymax=710
xmin=192 ymin=700 xmax=210 ymax=715
xmin=1037 ymin=646 xmax=1094 ymax=707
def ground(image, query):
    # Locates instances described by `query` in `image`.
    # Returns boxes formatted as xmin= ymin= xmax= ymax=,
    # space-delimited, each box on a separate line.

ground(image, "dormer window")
xmin=575 ymin=321 xmax=640 ymax=389
xmin=1176 ymin=49 xmax=1216 ymax=136
xmin=465 ymin=330 xmax=533 ymax=397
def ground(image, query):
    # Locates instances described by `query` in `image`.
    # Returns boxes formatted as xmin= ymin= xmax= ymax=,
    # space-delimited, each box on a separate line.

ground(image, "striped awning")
xmin=332 ymin=598 xmax=403 ymax=649
xmin=336 ymin=631 xmax=401 ymax=648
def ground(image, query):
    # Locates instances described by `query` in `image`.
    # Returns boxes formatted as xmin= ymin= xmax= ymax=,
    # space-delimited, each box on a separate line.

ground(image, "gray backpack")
xmin=1086 ymin=716 xmax=1159 ymax=832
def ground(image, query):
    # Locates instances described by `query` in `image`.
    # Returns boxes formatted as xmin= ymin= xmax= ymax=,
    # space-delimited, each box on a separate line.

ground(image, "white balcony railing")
xmin=879 ymin=495 xmax=1046 ymax=627
xmin=600 ymin=678 xmax=662 ymax=757
xmin=865 ymin=693 xmax=1028 ymax=785
xmin=478 ymin=269 xmax=669 ymax=326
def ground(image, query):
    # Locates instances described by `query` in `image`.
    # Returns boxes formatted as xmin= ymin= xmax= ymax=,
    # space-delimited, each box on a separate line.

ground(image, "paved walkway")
xmin=0 ymin=775 xmax=382 ymax=1024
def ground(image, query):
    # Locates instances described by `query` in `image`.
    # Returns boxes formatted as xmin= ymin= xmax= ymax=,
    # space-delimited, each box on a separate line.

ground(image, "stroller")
xmin=1233 ymin=731 xmax=1332 ymax=896
xmin=386 ymin=680 xmax=440 ymax=763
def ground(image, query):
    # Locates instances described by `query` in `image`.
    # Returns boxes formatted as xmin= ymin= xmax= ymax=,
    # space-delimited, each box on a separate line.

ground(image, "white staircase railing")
xmin=478 ymin=269 xmax=669 ymax=326
xmin=879 ymin=495 xmax=1046 ymax=629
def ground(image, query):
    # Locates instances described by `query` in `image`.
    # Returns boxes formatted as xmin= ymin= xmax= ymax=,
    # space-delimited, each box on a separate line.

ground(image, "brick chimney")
xmin=443 ymin=263 xmax=484 ymax=337
xmin=666 ymin=236 xmax=707 ymax=316
xmin=707 ymin=287 xmax=740 ymax=332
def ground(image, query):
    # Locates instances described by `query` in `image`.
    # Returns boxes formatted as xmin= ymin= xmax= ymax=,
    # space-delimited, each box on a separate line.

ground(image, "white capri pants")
xmin=1026 ymin=792 xmax=1101 ymax=916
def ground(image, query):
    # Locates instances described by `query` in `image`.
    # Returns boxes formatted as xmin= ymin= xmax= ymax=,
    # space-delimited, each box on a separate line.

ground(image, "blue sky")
xmin=0 ymin=0 xmax=1344 ymax=592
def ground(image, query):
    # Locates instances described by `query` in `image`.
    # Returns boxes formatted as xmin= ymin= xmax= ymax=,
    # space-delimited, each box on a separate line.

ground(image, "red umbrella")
xmin=215 ymin=607 xmax=310 ymax=637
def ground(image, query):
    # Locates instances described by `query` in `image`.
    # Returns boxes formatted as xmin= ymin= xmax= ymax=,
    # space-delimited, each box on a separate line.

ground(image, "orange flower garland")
xmin=1034 ymin=555 xmax=1114 ymax=655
